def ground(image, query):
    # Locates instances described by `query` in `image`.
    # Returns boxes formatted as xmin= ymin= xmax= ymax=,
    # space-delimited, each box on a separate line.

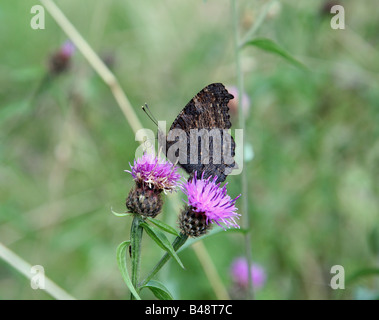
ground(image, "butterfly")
xmin=163 ymin=83 xmax=236 ymax=183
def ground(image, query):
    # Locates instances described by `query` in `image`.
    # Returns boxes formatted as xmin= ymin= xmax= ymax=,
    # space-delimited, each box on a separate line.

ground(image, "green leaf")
xmin=140 ymin=222 xmax=184 ymax=269
xmin=111 ymin=207 xmax=133 ymax=217
xmin=146 ymin=217 xmax=180 ymax=237
xmin=141 ymin=280 xmax=174 ymax=300
xmin=116 ymin=241 xmax=141 ymax=300
xmin=244 ymin=38 xmax=308 ymax=70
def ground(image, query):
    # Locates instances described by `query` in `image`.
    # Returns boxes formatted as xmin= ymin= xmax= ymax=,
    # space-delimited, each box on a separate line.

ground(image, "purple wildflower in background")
xmin=125 ymin=153 xmax=181 ymax=193
xmin=48 ymin=40 xmax=76 ymax=75
xmin=179 ymin=172 xmax=241 ymax=237
xmin=60 ymin=40 xmax=76 ymax=59
xmin=230 ymin=257 xmax=266 ymax=289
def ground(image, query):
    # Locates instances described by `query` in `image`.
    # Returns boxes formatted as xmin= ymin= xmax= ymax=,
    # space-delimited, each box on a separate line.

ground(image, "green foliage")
xmin=141 ymin=280 xmax=174 ymax=300
xmin=244 ymin=38 xmax=308 ymax=70
xmin=116 ymin=241 xmax=140 ymax=300
xmin=111 ymin=208 xmax=133 ymax=217
xmin=140 ymin=222 xmax=184 ymax=269
xmin=146 ymin=217 xmax=180 ymax=237
xmin=1 ymin=0 xmax=379 ymax=300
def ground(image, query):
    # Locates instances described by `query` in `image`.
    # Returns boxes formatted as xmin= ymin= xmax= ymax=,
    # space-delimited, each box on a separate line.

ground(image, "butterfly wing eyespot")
xmin=164 ymin=83 xmax=236 ymax=183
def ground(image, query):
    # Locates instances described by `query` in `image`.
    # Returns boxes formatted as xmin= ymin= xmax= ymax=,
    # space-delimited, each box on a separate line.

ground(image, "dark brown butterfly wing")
xmin=165 ymin=83 xmax=236 ymax=183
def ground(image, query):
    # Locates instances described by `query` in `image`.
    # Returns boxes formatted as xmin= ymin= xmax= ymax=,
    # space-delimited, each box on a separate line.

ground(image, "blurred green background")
xmin=1 ymin=0 xmax=379 ymax=300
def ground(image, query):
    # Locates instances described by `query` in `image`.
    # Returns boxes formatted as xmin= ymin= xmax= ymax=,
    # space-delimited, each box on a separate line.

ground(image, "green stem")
xmin=140 ymin=233 xmax=188 ymax=287
xmin=130 ymin=214 xmax=144 ymax=300
xmin=239 ymin=0 xmax=277 ymax=47
xmin=232 ymin=0 xmax=254 ymax=300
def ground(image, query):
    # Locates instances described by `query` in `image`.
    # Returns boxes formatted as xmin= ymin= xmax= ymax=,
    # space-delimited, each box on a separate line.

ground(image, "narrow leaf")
xmin=146 ymin=217 xmax=180 ymax=237
xmin=140 ymin=222 xmax=184 ymax=269
xmin=141 ymin=280 xmax=174 ymax=300
xmin=111 ymin=207 xmax=133 ymax=217
xmin=116 ymin=241 xmax=141 ymax=300
xmin=245 ymin=38 xmax=307 ymax=70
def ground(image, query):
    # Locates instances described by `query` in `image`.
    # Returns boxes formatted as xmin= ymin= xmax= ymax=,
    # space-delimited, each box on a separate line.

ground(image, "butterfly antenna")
xmin=142 ymin=103 xmax=158 ymax=127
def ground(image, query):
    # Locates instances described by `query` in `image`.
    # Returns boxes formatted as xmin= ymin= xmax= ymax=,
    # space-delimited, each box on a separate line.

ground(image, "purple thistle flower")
xmin=230 ymin=257 xmax=266 ymax=289
xmin=181 ymin=172 xmax=241 ymax=230
xmin=125 ymin=153 xmax=181 ymax=192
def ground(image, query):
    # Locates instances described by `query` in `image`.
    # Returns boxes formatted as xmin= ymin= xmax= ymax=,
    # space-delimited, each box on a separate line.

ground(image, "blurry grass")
xmin=1 ymin=0 xmax=379 ymax=299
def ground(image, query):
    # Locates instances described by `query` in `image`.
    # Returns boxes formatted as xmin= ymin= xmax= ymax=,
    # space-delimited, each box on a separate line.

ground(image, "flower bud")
xmin=126 ymin=183 xmax=163 ymax=218
xmin=179 ymin=205 xmax=212 ymax=238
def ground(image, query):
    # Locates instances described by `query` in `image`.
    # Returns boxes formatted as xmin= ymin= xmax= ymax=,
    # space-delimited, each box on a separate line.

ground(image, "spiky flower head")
xmin=125 ymin=153 xmax=181 ymax=193
xmin=125 ymin=153 xmax=180 ymax=218
xmin=179 ymin=172 xmax=241 ymax=237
